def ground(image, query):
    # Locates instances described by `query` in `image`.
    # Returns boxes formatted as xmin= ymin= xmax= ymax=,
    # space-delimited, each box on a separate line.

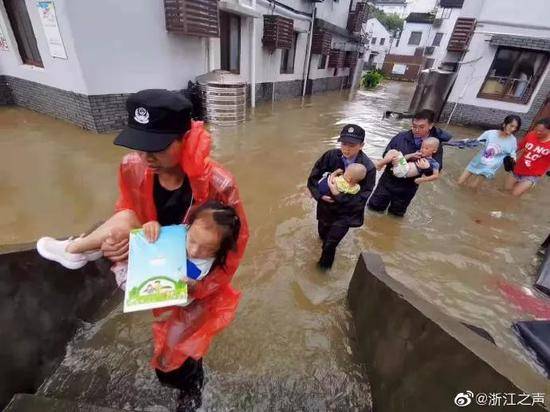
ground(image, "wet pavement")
xmin=1 ymin=81 xmax=549 ymax=410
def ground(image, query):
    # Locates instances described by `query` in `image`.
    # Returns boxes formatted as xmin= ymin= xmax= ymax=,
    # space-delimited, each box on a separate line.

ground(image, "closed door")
xmin=219 ymin=11 xmax=240 ymax=73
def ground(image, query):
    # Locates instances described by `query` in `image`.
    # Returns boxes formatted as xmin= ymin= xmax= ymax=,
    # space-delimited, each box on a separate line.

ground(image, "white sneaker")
xmin=83 ymin=249 xmax=103 ymax=262
xmin=36 ymin=237 xmax=88 ymax=270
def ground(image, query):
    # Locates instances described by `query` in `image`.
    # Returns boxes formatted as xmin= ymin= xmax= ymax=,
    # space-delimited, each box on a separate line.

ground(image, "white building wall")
xmin=0 ymin=0 xmax=87 ymax=93
xmin=425 ymin=7 xmax=461 ymax=68
xmin=388 ymin=6 xmax=461 ymax=68
xmin=445 ymin=0 xmax=550 ymax=114
xmin=446 ymin=24 xmax=550 ymax=114
xmin=474 ymin=0 xmax=548 ymax=28
xmin=392 ymin=22 xmax=432 ymax=56
xmin=315 ymin=0 xmax=353 ymax=30
xmin=408 ymin=0 xmax=437 ymax=13
xmin=363 ymin=18 xmax=392 ymax=69
xmin=309 ymin=32 xmax=351 ymax=80
xmin=64 ymin=0 xmax=208 ymax=95
xmin=1 ymin=0 xmax=358 ymax=96
xmin=252 ymin=4 xmax=311 ymax=84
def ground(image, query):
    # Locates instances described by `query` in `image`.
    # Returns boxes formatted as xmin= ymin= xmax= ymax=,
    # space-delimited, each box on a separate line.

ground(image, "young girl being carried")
xmin=37 ymin=201 xmax=241 ymax=292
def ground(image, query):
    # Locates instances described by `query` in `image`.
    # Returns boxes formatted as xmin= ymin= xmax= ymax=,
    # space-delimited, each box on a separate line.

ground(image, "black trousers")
xmin=318 ymin=220 xmax=350 ymax=268
xmin=156 ymin=358 xmax=204 ymax=411
xmin=367 ymin=182 xmax=417 ymax=217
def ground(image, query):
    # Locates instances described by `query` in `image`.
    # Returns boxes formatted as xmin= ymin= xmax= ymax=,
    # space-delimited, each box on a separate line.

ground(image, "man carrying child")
xmin=367 ymin=109 xmax=452 ymax=216
xmin=307 ymin=124 xmax=376 ymax=269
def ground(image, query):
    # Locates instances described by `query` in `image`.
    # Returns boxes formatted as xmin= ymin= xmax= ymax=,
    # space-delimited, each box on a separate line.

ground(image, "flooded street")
xmin=1 ymin=81 xmax=549 ymax=409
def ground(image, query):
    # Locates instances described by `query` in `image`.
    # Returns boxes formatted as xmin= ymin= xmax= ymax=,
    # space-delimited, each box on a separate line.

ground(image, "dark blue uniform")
xmin=368 ymin=128 xmax=452 ymax=216
xmin=308 ymin=149 xmax=376 ymax=268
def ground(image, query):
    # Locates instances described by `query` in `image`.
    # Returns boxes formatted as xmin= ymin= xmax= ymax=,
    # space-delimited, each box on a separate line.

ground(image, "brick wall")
xmin=7 ymin=76 xmax=97 ymax=130
xmin=4 ymin=74 xmax=354 ymax=130
xmin=382 ymin=54 xmax=425 ymax=82
xmin=490 ymin=35 xmax=550 ymax=52
xmin=307 ymin=76 xmax=348 ymax=94
xmin=251 ymin=77 xmax=349 ymax=104
xmin=88 ymin=94 xmax=129 ymax=133
xmin=441 ymin=73 xmax=550 ymax=131
xmin=0 ymin=75 xmax=14 ymax=105
xmin=0 ymin=75 xmax=128 ymax=132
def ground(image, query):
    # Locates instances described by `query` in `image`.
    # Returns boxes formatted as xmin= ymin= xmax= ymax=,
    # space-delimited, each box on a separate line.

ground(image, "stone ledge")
xmin=348 ymin=252 xmax=550 ymax=412
xmin=0 ymin=246 xmax=120 ymax=408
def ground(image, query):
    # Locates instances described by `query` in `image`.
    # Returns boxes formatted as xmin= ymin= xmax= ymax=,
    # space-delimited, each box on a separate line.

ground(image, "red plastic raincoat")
xmin=115 ymin=120 xmax=249 ymax=371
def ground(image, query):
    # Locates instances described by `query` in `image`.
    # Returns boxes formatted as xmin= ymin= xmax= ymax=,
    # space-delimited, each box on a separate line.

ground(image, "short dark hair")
xmin=536 ymin=117 xmax=550 ymax=129
xmin=501 ymin=115 xmax=522 ymax=131
xmin=188 ymin=200 xmax=241 ymax=268
xmin=414 ymin=109 xmax=435 ymax=124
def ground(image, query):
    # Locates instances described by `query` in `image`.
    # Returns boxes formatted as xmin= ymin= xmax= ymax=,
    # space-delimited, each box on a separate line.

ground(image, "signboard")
xmin=0 ymin=25 xmax=8 ymax=51
xmin=37 ymin=1 xmax=67 ymax=59
xmin=392 ymin=64 xmax=407 ymax=75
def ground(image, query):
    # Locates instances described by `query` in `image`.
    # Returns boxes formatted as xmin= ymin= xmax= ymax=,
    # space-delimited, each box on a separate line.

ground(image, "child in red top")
xmin=505 ymin=118 xmax=550 ymax=197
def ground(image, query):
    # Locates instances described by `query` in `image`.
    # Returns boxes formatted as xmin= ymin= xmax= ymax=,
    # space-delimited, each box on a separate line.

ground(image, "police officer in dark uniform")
xmin=367 ymin=109 xmax=452 ymax=217
xmin=307 ymin=124 xmax=376 ymax=269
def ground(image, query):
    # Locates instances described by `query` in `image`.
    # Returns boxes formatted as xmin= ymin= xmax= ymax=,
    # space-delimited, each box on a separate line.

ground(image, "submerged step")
xmin=5 ymin=393 xmax=124 ymax=412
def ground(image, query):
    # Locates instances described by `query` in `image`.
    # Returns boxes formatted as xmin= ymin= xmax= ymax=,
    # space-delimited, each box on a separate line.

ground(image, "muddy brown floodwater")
xmin=1 ymin=81 xmax=548 ymax=410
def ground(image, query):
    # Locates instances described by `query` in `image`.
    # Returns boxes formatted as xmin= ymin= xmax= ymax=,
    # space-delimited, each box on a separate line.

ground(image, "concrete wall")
xmin=0 ymin=244 xmax=119 ymax=410
xmin=348 ymin=253 xmax=550 ymax=412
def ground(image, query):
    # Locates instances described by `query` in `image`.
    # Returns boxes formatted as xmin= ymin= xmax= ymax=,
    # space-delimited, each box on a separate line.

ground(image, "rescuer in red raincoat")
xmin=102 ymin=89 xmax=248 ymax=397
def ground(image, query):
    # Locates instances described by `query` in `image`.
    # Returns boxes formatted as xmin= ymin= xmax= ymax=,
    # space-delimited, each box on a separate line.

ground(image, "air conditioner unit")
xmin=425 ymin=46 xmax=435 ymax=55
xmin=433 ymin=18 xmax=443 ymax=27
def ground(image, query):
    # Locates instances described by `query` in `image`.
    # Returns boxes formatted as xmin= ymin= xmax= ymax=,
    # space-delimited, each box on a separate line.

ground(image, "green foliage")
xmin=362 ymin=70 xmax=384 ymax=89
xmin=370 ymin=7 xmax=404 ymax=35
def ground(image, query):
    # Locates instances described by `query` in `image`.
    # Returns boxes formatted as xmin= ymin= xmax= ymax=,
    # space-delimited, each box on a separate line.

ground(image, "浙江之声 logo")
xmin=454 ymin=391 xmax=474 ymax=407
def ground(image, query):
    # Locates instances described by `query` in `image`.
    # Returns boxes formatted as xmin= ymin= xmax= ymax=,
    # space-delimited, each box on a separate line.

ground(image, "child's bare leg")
xmin=375 ymin=150 xmax=399 ymax=170
xmin=511 ymin=180 xmax=534 ymax=197
xmin=457 ymin=169 xmax=472 ymax=185
xmin=467 ymin=175 xmax=484 ymax=189
xmin=405 ymin=162 xmax=420 ymax=177
xmin=66 ymin=209 xmax=140 ymax=253
xmin=504 ymin=173 xmax=517 ymax=191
